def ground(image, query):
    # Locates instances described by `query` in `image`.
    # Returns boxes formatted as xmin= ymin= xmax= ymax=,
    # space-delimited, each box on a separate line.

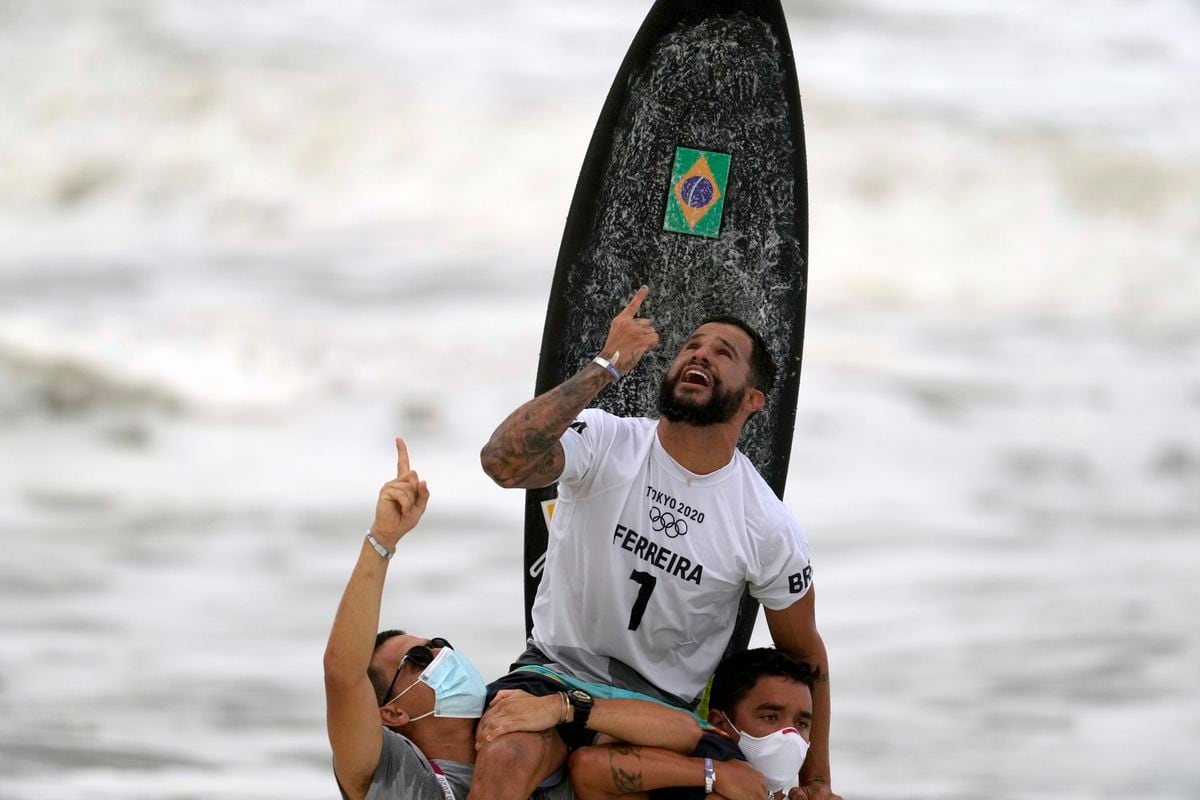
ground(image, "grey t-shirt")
xmin=345 ymin=728 xmax=574 ymax=800
xmin=336 ymin=728 xmax=469 ymax=800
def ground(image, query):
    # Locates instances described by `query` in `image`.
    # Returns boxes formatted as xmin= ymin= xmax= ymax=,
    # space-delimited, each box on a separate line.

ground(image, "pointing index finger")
xmin=619 ymin=285 xmax=649 ymax=318
xmin=395 ymin=437 xmax=410 ymax=477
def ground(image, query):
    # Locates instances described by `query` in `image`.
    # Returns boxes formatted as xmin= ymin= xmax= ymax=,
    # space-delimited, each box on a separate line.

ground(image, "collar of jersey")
xmin=651 ymin=426 xmax=738 ymax=485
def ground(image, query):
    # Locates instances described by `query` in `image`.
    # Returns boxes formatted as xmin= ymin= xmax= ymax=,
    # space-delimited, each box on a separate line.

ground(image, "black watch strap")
xmin=566 ymin=688 xmax=594 ymax=728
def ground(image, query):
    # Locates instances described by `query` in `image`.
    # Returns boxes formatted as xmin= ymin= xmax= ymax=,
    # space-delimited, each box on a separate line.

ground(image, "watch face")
xmin=569 ymin=689 xmax=592 ymax=704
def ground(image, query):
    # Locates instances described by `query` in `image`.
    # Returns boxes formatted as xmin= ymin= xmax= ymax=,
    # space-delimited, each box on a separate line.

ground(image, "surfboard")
xmin=523 ymin=0 xmax=809 ymax=662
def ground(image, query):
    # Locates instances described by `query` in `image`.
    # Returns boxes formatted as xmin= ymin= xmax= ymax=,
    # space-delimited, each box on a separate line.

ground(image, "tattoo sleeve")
xmin=480 ymin=363 xmax=612 ymax=488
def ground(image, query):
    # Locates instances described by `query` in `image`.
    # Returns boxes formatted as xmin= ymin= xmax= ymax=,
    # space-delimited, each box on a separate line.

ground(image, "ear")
xmin=707 ymin=708 xmax=735 ymax=737
xmin=380 ymin=703 xmax=411 ymax=729
xmin=743 ymin=387 xmax=765 ymax=415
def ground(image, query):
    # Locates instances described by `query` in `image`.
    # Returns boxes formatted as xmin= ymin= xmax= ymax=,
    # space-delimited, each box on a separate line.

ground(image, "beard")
xmin=656 ymin=369 xmax=746 ymax=426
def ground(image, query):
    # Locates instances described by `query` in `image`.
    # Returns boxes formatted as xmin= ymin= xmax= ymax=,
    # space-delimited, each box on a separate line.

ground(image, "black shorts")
xmin=485 ymin=670 xmax=599 ymax=751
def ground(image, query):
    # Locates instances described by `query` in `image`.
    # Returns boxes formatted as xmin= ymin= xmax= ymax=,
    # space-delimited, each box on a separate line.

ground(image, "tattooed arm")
xmin=569 ymin=745 xmax=769 ymax=800
xmin=480 ymin=286 xmax=660 ymax=489
xmin=479 ymin=362 xmax=612 ymax=489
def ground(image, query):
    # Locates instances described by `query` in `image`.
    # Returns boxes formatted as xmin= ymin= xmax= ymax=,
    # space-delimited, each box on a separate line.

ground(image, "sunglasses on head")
xmin=380 ymin=637 xmax=452 ymax=706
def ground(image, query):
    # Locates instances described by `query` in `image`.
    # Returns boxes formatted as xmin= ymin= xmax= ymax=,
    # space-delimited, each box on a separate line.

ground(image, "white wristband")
xmin=592 ymin=352 xmax=622 ymax=381
xmin=704 ymin=757 xmax=715 ymax=793
xmin=365 ymin=530 xmax=393 ymax=560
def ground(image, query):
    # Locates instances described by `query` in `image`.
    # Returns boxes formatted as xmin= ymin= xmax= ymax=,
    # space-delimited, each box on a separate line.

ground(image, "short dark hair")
xmin=369 ymin=629 xmax=408 ymax=704
xmin=697 ymin=315 xmax=777 ymax=394
xmin=709 ymin=648 xmax=819 ymax=716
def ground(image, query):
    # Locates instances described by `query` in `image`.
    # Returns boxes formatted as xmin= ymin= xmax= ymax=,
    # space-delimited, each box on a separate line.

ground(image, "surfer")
xmin=569 ymin=647 xmax=818 ymax=800
xmin=477 ymin=287 xmax=839 ymax=800
xmin=325 ymin=436 xmax=733 ymax=800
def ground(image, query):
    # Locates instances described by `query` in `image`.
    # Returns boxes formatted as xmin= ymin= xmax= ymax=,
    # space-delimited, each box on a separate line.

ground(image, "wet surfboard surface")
xmin=524 ymin=0 xmax=809 ymax=660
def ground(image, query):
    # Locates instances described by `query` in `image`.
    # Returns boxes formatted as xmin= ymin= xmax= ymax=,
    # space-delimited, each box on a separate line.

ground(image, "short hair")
xmin=369 ymin=629 xmax=408 ymax=704
xmin=697 ymin=315 xmax=777 ymax=394
xmin=709 ymin=648 xmax=819 ymax=716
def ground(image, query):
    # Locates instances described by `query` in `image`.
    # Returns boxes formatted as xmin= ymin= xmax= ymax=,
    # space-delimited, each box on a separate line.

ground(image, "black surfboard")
xmin=523 ymin=0 xmax=808 ymax=662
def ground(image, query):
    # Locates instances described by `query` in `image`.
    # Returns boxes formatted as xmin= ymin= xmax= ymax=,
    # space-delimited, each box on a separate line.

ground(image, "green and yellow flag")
xmin=663 ymin=147 xmax=731 ymax=239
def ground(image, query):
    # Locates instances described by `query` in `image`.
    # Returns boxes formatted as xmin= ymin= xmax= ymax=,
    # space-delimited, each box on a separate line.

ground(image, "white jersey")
xmin=529 ymin=408 xmax=813 ymax=706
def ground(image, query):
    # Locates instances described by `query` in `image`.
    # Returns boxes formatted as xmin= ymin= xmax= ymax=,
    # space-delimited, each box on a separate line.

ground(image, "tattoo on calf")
xmin=609 ymin=745 xmax=644 ymax=793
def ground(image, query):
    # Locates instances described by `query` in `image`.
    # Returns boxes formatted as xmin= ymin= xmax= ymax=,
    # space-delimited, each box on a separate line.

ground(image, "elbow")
xmin=676 ymin=717 xmax=704 ymax=752
xmin=479 ymin=446 xmax=509 ymax=487
xmin=322 ymin=643 xmax=359 ymax=691
xmin=480 ymin=446 xmax=522 ymax=489
xmin=655 ymin=707 xmax=703 ymax=752
xmin=687 ymin=719 xmax=704 ymax=750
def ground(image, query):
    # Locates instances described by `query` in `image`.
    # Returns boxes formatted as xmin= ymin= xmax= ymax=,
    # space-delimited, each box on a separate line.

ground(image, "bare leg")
xmin=468 ymin=729 xmax=567 ymax=800
xmin=568 ymin=746 xmax=650 ymax=800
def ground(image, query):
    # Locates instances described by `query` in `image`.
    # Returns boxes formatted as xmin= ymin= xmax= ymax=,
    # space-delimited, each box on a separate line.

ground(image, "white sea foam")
xmin=2 ymin=2 xmax=1198 ymax=799
xmin=2 ymin=1 xmax=1196 ymax=325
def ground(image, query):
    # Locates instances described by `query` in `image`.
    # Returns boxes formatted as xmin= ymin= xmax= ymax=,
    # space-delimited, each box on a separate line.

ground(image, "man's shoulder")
xmin=729 ymin=450 xmax=783 ymax=497
xmin=378 ymin=726 xmax=425 ymax=762
xmin=579 ymin=408 xmax=655 ymax=424
xmin=730 ymin=452 xmax=803 ymax=527
xmin=372 ymin=729 xmax=472 ymax=799
xmin=574 ymin=408 xmax=656 ymax=437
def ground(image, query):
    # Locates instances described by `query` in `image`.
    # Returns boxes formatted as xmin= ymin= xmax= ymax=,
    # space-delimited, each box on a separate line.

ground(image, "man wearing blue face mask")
xmin=325 ymin=436 xmax=478 ymax=800
xmin=568 ymin=648 xmax=818 ymax=800
xmin=325 ymin=438 xmax=715 ymax=800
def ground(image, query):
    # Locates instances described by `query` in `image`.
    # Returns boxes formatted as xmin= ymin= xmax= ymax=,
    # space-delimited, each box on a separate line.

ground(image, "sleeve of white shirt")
xmin=557 ymin=407 xmax=609 ymax=493
xmin=748 ymin=511 xmax=814 ymax=611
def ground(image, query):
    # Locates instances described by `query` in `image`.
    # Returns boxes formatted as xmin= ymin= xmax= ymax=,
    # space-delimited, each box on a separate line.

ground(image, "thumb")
xmin=413 ymin=481 xmax=430 ymax=515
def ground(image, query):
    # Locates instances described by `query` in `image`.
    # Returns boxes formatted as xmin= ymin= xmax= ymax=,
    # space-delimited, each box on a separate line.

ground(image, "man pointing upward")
xmin=477 ymin=287 xmax=839 ymax=800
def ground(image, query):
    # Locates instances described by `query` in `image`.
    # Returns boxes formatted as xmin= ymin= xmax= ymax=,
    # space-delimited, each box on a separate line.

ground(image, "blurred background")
xmin=1 ymin=1 xmax=1197 ymax=798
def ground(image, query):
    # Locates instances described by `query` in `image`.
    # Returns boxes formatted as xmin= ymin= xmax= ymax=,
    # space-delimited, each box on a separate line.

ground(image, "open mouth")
xmin=680 ymin=366 xmax=712 ymax=387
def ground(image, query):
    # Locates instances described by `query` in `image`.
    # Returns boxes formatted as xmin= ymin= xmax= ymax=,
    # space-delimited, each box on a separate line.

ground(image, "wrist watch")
xmin=565 ymin=688 xmax=594 ymax=728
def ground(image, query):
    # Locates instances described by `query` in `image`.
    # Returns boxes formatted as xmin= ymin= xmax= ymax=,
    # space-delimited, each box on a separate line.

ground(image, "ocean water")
xmin=1 ymin=1 xmax=1198 ymax=798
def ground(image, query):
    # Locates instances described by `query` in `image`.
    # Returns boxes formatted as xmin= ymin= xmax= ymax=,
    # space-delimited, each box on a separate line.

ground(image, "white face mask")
xmin=721 ymin=711 xmax=810 ymax=792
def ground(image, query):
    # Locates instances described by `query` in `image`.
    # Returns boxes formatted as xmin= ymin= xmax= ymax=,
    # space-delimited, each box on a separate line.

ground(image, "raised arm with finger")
xmin=480 ymin=286 xmax=659 ymax=489
xmin=324 ymin=437 xmax=430 ymax=799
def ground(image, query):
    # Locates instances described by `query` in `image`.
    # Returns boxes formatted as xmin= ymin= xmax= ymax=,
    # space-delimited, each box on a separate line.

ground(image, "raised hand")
xmin=371 ymin=437 xmax=430 ymax=547
xmin=600 ymin=285 xmax=660 ymax=377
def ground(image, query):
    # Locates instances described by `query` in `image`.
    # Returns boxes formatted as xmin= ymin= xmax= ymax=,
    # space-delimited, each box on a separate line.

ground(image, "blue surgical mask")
xmin=387 ymin=648 xmax=487 ymax=721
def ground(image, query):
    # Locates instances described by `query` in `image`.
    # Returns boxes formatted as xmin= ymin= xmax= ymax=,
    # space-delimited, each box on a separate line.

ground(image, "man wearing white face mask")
xmin=568 ymin=648 xmax=818 ymax=800
xmin=325 ymin=438 xmax=709 ymax=800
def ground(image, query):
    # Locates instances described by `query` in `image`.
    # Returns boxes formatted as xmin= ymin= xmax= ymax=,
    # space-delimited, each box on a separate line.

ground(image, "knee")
xmin=476 ymin=730 xmax=567 ymax=777
xmin=476 ymin=733 xmax=539 ymax=771
xmin=568 ymin=746 xmax=598 ymax=773
xmin=568 ymin=747 xmax=606 ymax=791
xmin=471 ymin=732 xmax=564 ymax=800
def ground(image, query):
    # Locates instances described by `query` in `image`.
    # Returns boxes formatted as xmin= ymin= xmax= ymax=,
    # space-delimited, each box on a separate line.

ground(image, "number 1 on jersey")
xmin=627 ymin=570 xmax=658 ymax=631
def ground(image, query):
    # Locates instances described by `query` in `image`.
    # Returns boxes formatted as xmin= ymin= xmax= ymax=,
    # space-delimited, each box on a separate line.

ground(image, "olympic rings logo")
xmin=649 ymin=506 xmax=689 ymax=538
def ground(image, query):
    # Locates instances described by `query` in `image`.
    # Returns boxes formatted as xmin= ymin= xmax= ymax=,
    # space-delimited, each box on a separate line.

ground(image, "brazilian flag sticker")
xmin=663 ymin=147 xmax=731 ymax=239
